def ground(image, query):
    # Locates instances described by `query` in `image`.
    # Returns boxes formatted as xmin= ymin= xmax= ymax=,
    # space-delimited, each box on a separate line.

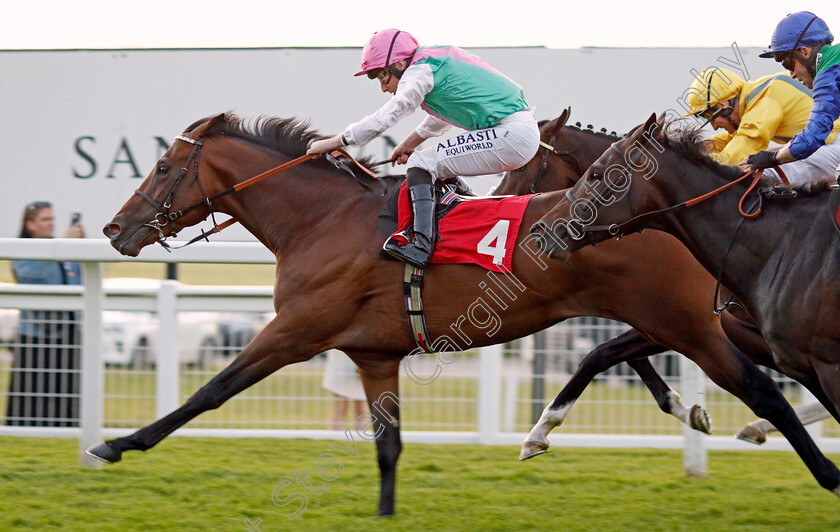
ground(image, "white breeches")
xmin=407 ymin=109 xmax=540 ymax=182
xmin=765 ymin=135 xmax=840 ymax=191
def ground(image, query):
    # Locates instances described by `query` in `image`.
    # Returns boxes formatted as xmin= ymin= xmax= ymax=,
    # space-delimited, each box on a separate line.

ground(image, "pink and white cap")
xmin=354 ymin=29 xmax=419 ymax=76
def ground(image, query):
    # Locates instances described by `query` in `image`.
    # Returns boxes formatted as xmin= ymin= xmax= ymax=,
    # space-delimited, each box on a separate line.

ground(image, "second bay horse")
xmin=496 ymin=109 xmax=828 ymax=448
xmin=533 ymin=113 xmax=840 ymax=496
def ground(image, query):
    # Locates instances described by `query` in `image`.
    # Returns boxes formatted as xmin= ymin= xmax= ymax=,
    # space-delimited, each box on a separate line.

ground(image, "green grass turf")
xmin=0 ymin=436 xmax=838 ymax=531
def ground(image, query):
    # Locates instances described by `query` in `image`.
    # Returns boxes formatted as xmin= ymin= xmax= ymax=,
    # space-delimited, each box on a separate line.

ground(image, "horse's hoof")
xmin=85 ymin=442 xmax=122 ymax=464
xmin=735 ymin=425 xmax=767 ymax=445
xmin=519 ymin=440 xmax=549 ymax=461
xmin=689 ymin=404 xmax=712 ymax=435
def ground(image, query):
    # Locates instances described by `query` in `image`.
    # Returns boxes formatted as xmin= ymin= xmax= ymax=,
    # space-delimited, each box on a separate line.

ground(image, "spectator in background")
xmin=6 ymin=201 xmax=85 ymax=427
xmin=321 ymin=350 xmax=366 ymax=429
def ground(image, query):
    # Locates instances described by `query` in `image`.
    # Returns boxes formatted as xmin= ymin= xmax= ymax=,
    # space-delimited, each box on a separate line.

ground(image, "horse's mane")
xmin=651 ymin=118 xmax=744 ymax=182
xmin=186 ymin=113 xmax=378 ymax=170
xmin=567 ymin=122 xmax=621 ymax=141
xmin=650 ymin=117 xmax=833 ymax=193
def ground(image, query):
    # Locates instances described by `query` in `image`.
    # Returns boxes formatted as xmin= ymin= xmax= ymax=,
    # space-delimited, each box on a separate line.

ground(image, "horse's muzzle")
xmin=102 ymin=221 xmax=151 ymax=257
xmin=529 ymin=221 xmax=572 ymax=262
xmin=103 ymin=223 xmax=120 ymax=242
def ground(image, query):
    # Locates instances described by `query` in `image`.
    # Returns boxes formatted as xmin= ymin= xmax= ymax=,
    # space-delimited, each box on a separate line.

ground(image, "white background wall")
xmin=0 ymin=46 xmax=782 ymax=241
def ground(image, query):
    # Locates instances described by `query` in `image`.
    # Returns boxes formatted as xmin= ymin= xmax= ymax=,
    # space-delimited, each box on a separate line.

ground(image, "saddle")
xmin=377 ymin=177 xmax=475 ymax=239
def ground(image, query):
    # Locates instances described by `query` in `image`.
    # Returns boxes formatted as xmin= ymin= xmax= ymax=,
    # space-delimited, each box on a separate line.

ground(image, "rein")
xmin=135 ymin=135 xmax=382 ymax=250
xmin=570 ymin=142 xmax=778 ymax=239
xmin=565 ymin=139 xmax=792 ymax=316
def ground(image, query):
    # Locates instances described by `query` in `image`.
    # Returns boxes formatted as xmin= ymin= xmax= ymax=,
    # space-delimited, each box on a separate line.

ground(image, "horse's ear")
xmin=558 ymin=107 xmax=571 ymax=128
xmin=629 ymin=112 xmax=660 ymax=146
xmin=644 ymin=113 xmax=657 ymax=134
xmin=544 ymin=107 xmax=571 ymax=137
xmin=207 ymin=113 xmax=228 ymax=130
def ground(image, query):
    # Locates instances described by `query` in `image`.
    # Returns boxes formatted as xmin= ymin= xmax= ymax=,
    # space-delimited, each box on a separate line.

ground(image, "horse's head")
xmin=531 ymin=113 xmax=665 ymax=261
xmin=103 ymin=114 xmax=230 ymax=256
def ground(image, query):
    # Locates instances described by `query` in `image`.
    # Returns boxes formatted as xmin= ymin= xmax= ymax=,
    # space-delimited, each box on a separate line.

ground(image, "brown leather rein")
xmin=571 ymin=143 xmax=791 ymax=238
xmin=137 ymin=135 xmax=381 ymax=250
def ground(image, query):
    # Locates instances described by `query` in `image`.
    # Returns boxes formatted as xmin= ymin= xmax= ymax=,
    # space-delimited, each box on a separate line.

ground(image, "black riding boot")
xmin=383 ymin=168 xmax=437 ymax=269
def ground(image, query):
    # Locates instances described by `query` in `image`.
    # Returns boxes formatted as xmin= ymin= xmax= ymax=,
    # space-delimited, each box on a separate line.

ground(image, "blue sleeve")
xmin=12 ymin=260 xmax=59 ymax=284
xmin=789 ymin=64 xmax=840 ymax=159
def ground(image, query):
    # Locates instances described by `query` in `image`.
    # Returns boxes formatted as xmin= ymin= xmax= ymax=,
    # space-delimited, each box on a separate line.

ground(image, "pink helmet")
xmin=354 ymin=29 xmax=419 ymax=76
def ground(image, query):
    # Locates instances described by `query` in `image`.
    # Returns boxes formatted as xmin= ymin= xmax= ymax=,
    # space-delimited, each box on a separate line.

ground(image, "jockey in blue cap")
xmin=746 ymin=12 xmax=840 ymax=188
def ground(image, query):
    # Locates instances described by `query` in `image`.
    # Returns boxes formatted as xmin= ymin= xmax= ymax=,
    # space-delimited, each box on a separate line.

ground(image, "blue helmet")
xmin=759 ymin=12 xmax=833 ymax=58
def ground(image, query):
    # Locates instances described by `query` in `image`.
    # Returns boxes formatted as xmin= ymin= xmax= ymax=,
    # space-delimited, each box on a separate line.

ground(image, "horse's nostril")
xmin=530 ymin=221 xmax=547 ymax=236
xmin=103 ymin=223 xmax=121 ymax=240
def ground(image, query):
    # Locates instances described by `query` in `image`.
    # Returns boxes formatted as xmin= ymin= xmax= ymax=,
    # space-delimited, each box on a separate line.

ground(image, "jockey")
xmin=746 ymin=12 xmax=840 ymax=189
xmin=686 ymin=67 xmax=840 ymax=190
xmin=306 ymin=29 xmax=539 ymax=269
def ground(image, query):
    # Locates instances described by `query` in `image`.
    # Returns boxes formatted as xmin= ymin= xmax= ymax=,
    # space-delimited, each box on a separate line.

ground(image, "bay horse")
xmin=496 ymin=110 xmax=829 ymax=447
xmin=532 ymin=112 xmax=840 ymax=497
xmin=89 ymin=113 xmax=839 ymax=514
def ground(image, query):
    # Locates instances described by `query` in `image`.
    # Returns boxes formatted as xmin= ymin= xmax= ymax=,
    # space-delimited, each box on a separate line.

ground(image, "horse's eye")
xmin=157 ymin=163 xmax=169 ymax=175
xmin=590 ymin=170 xmax=603 ymax=181
xmin=512 ymin=166 xmax=527 ymax=173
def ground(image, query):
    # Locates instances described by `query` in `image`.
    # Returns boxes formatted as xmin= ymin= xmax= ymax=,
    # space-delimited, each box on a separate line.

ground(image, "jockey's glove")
xmin=746 ymin=150 xmax=777 ymax=170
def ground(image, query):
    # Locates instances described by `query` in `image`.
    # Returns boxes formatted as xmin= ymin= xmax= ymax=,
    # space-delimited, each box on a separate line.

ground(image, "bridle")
xmin=563 ymin=141 xmax=777 ymax=240
xmin=529 ymin=136 xmax=583 ymax=194
xmin=134 ymin=134 xmax=382 ymax=250
xmin=561 ymin=138 xmax=791 ymax=315
xmin=135 ymin=135 xmax=214 ymax=249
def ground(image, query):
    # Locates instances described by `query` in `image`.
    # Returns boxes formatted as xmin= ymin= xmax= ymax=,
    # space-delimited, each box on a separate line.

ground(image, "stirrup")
xmin=382 ymin=240 xmax=431 ymax=269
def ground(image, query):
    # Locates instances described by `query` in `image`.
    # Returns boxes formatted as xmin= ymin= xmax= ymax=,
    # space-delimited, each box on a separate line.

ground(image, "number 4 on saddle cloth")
xmin=379 ymin=179 xmax=536 ymax=273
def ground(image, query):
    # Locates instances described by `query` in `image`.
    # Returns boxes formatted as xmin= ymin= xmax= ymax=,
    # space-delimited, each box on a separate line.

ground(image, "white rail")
xmin=1 ymin=238 xmax=837 ymax=476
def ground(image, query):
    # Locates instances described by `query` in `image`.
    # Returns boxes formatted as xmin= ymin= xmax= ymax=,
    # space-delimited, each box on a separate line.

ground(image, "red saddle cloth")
xmin=393 ymin=181 xmax=536 ymax=272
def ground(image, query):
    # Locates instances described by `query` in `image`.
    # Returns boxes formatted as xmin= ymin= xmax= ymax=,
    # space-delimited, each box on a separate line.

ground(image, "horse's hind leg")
xmin=737 ymin=402 xmax=832 ymax=444
xmin=86 ymin=325 xmax=316 ymax=463
xmin=352 ymin=355 xmax=403 ymax=516
xmin=520 ymin=328 xmax=705 ymax=460
xmin=628 ymin=357 xmax=711 ymax=434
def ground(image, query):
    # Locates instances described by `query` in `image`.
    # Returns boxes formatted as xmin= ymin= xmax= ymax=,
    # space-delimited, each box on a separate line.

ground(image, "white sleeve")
xmin=343 ymin=63 xmax=435 ymax=147
xmin=416 ymin=114 xmax=452 ymax=139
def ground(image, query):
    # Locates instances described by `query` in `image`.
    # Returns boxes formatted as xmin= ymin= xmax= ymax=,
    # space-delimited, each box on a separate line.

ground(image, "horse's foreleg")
xmin=521 ymin=328 xmax=679 ymax=460
xmin=86 ymin=329 xmax=313 ymax=463
xmin=353 ymin=356 xmax=402 ymax=516
xmin=720 ymin=310 xmax=778 ymax=368
xmin=686 ymin=339 xmax=840 ymax=495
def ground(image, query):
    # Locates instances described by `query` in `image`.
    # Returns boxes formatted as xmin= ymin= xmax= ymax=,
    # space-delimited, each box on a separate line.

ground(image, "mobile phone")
xmin=71 ymin=212 xmax=81 ymax=225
